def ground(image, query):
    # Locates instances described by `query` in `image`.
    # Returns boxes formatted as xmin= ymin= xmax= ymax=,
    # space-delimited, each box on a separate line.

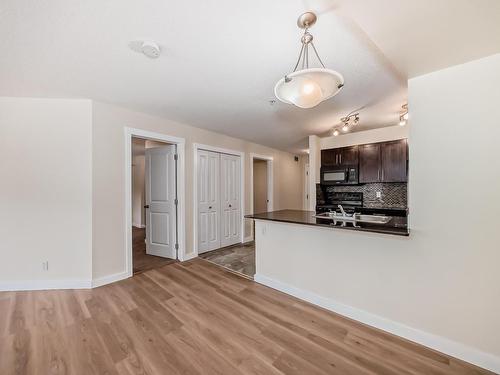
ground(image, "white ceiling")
xmin=1 ymin=1 xmax=499 ymax=153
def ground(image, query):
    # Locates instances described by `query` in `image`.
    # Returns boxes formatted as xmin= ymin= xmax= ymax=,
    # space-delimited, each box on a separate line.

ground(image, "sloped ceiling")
xmin=1 ymin=0 xmax=498 ymax=152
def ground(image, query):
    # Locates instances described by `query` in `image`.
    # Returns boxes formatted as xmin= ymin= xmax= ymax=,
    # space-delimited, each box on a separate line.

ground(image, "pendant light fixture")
xmin=274 ymin=12 xmax=344 ymax=109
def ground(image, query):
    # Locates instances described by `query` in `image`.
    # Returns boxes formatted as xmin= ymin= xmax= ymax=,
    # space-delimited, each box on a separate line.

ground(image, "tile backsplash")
xmin=325 ymin=183 xmax=408 ymax=209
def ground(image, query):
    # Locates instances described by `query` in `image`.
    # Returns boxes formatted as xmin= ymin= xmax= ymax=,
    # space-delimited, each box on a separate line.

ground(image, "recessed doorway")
xmin=131 ymin=137 xmax=177 ymax=273
xmin=125 ymin=128 xmax=186 ymax=277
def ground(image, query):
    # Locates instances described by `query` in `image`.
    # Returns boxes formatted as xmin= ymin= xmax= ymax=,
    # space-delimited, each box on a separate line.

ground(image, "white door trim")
xmin=304 ymin=163 xmax=310 ymax=210
xmin=249 ymin=153 xmax=274 ymax=240
xmin=193 ymin=143 xmax=245 ymax=257
xmin=125 ymin=128 xmax=187 ymax=280
xmin=249 ymin=153 xmax=274 ymax=214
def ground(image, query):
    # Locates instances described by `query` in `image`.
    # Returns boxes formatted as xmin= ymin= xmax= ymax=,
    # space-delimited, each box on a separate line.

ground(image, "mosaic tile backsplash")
xmin=323 ymin=183 xmax=408 ymax=209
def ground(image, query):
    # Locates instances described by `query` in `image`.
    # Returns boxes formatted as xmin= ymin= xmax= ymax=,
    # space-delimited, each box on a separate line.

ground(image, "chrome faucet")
xmin=338 ymin=204 xmax=347 ymax=216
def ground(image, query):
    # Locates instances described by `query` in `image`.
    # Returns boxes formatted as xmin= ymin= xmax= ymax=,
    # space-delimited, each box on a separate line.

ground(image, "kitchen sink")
xmin=313 ymin=212 xmax=392 ymax=225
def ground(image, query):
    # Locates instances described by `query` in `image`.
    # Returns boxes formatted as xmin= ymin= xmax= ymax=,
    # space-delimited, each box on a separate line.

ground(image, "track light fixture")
xmin=399 ymin=104 xmax=409 ymax=126
xmin=331 ymin=111 xmax=360 ymax=136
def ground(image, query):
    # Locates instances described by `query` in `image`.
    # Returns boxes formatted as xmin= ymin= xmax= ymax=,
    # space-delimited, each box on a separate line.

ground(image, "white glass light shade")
xmin=274 ymin=68 xmax=344 ymax=109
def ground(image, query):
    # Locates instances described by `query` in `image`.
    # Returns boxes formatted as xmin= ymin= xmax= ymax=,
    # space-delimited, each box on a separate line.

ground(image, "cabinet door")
xmin=359 ymin=143 xmax=381 ymax=183
xmin=321 ymin=149 xmax=337 ymax=166
xmin=381 ymin=139 xmax=408 ymax=182
xmin=340 ymin=146 xmax=358 ymax=166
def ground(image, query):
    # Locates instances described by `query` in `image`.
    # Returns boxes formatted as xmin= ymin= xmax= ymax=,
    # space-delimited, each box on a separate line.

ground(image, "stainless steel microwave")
xmin=320 ymin=166 xmax=358 ymax=185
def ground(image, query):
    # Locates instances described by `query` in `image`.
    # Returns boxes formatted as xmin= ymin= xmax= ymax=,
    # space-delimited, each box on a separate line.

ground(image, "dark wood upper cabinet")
xmin=381 ymin=139 xmax=407 ymax=182
xmin=321 ymin=149 xmax=336 ymax=166
xmin=359 ymin=143 xmax=381 ymax=183
xmin=322 ymin=140 xmax=407 ymax=183
xmin=340 ymin=146 xmax=358 ymax=166
xmin=321 ymin=146 xmax=358 ymax=167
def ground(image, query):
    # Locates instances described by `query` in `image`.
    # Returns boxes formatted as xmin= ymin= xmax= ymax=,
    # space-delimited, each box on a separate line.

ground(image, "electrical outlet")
xmin=42 ymin=261 xmax=49 ymax=271
xmin=376 ymin=191 xmax=382 ymax=199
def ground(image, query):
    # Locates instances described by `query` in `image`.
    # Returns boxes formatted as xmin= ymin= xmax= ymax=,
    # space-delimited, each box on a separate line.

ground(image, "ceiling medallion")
xmin=274 ymin=12 xmax=344 ymax=109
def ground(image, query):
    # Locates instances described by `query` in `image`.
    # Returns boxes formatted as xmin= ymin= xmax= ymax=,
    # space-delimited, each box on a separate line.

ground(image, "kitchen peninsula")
xmin=246 ymin=209 xmax=409 ymax=236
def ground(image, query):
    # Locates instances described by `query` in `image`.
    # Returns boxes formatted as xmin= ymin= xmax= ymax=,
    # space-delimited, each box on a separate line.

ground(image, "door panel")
xmin=381 ymin=139 xmax=408 ymax=182
xmin=340 ymin=146 xmax=359 ymax=165
xmin=145 ymin=145 xmax=177 ymax=259
xmin=220 ymin=154 xmax=241 ymax=247
xmin=359 ymin=143 xmax=381 ymax=183
xmin=197 ymin=150 xmax=220 ymax=253
xmin=321 ymin=149 xmax=336 ymax=166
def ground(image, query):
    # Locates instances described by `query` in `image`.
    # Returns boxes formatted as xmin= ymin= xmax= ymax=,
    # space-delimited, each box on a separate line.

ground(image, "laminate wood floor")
xmin=133 ymin=226 xmax=176 ymax=274
xmin=0 ymin=259 xmax=494 ymax=375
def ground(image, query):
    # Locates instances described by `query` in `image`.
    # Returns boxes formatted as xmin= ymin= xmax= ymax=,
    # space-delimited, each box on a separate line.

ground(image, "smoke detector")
xmin=128 ymin=39 xmax=161 ymax=59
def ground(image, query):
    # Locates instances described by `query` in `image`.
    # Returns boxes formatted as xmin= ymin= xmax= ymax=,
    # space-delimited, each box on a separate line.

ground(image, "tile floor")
xmin=199 ymin=241 xmax=255 ymax=278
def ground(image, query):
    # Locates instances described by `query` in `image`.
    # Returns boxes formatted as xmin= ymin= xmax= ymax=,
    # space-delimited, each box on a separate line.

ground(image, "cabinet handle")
xmin=208 ymin=206 xmax=212 ymax=209
xmin=340 ymin=154 xmax=342 ymax=164
xmin=229 ymin=204 xmax=232 ymax=208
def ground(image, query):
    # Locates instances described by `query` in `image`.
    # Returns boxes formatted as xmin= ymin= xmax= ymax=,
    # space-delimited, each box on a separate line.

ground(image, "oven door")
xmin=321 ymin=168 xmax=347 ymax=185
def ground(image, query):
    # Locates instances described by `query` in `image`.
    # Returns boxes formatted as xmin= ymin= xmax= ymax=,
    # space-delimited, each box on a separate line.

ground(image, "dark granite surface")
xmin=245 ymin=210 xmax=409 ymax=237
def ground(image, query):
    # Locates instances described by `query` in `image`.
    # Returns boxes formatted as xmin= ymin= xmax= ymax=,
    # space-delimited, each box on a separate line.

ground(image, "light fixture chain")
xmin=306 ymin=42 xmax=309 ymax=69
xmin=310 ymin=42 xmax=326 ymax=69
xmin=291 ymin=42 xmax=305 ymax=73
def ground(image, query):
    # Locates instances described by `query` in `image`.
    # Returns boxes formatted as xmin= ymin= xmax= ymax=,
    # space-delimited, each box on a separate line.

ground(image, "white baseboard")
xmin=92 ymin=271 xmax=131 ymax=288
xmin=180 ymin=252 xmax=198 ymax=262
xmin=0 ymin=279 xmax=92 ymax=291
xmin=243 ymin=236 xmax=254 ymax=243
xmin=254 ymin=274 xmax=500 ymax=374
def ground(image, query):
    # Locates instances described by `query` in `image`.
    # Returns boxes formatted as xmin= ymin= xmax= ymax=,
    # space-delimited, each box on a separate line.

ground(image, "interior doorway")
xmin=250 ymin=153 xmax=273 ymax=240
xmin=131 ymin=138 xmax=177 ymax=273
xmin=125 ymin=128 xmax=186 ymax=278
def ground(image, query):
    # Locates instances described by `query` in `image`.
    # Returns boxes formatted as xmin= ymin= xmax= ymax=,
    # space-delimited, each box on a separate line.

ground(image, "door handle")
xmin=144 ymin=205 xmax=150 ymax=209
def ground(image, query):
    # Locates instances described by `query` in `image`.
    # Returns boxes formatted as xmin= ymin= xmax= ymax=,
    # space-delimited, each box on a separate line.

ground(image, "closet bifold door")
xmin=197 ymin=150 xmax=221 ymax=253
xmin=220 ymin=154 xmax=241 ymax=247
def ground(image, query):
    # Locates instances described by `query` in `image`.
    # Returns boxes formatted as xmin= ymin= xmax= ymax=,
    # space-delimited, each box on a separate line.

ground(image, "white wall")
xmin=92 ymin=101 xmax=304 ymax=279
xmin=253 ymin=160 xmax=268 ymax=214
xmin=0 ymin=98 xmax=92 ymax=287
xmin=255 ymin=54 xmax=500 ymax=372
xmin=320 ymin=125 xmax=409 ymax=149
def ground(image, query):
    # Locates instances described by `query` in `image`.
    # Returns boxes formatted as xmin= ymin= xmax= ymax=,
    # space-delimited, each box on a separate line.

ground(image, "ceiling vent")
xmin=128 ymin=40 xmax=161 ymax=59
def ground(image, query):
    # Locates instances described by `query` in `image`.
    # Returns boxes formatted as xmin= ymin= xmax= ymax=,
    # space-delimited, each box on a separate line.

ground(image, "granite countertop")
xmin=245 ymin=210 xmax=409 ymax=237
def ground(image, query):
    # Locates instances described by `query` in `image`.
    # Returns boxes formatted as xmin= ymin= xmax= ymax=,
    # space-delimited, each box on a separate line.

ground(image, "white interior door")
xmin=197 ymin=150 xmax=221 ymax=253
xmin=145 ymin=145 xmax=177 ymax=259
xmin=220 ymin=154 xmax=241 ymax=247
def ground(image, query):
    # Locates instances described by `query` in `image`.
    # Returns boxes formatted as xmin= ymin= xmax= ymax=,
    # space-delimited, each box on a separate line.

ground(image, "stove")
xmin=316 ymin=192 xmax=363 ymax=214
